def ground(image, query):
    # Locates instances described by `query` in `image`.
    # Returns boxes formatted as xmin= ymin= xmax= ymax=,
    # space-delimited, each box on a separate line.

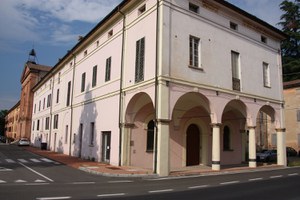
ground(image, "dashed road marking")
xmin=5 ymin=159 xmax=16 ymax=163
xmin=18 ymin=159 xmax=28 ymax=163
xmin=249 ymin=177 xmax=263 ymax=181
xmin=0 ymin=180 xmax=7 ymax=183
xmin=148 ymin=189 xmax=174 ymax=193
xmin=71 ymin=182 xmax=95 ymax=185
xmin=270 ymin=175 xmax=283 ymax=179
xmin=188 ymin=185 xmax=209 ymax=189
xmin=220 ymin=181 xmax=240 ymax=185
xmin=97 ymin=193 xmax=125 ymax=198
xmin=288 ymin=173 xmax=298 ymax=176
xmin=15 ymin=179 xmax=27 ymax=183
xmin=108 ymin=180 xmax=133 ymax=183
xmin=40 ymin=158 xmax=54 ymax=163
xmin=36 ymin=196 xmax=71 ymax=200
xmin=30 ymin=158 xmax=42 ymax=163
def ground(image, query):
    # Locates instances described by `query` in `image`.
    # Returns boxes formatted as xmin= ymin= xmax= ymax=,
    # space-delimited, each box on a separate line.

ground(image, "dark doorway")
xmin=186 ymin=124 xmax=200 ymax=166
xmin=102 ymin=131 xmax=111 ymax=163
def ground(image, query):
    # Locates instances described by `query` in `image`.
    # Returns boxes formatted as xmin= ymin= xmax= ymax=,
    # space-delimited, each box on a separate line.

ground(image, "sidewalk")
xmin=24 ymin=146 xmax=287 ymax=178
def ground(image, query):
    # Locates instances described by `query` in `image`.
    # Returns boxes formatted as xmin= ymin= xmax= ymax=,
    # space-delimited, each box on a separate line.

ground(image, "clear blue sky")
xmin=0 ymin=0 xmax=284 ymax=111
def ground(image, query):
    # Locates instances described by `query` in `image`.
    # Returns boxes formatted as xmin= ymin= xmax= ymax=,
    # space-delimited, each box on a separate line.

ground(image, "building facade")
xmin=31 ymin=0 xmax=287 ymax=176
xmin=5 ymin=101 xmax=20 ymax=140
xmin=284 ymin=80 xmax=300 ymax=151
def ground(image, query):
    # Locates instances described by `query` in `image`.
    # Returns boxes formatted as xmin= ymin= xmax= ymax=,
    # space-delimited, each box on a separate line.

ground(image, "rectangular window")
xmin=297 ymin=110 xmax=300 ymax=122
xmin=39 ymin=100 xmax=41 ymax=111
xmin=271 ymin=133 xmax=277 ymax=147
xmin=47 ymin=94 xmax=51 ymax=108
xmin=81 ymin=72 xmax=86 ymax=92
xmin=32 ymin=121 xmax=35 ymax=131
xmin=189 ymin=36 xmax=200 ymax=68
xmin=43 ymin=98 xmax=45 ymax=109
xmin=230 ymin=21 xmax=238 ymax=30
xmin=56 ymin=89 xmax=60 ymax=103
xmin=263 ymin=62 xmax=270 ymax=87
xmin=53 ymin=114 xmax=59 ymax=129
xmin=84 ymin=50 xmax=88 ymax=57
xmin=135 ymin=37 xmax=145 ymax=83
xmin=105 ymin=57 xmax=111 ymax=82
xmin=261 ymin=35 xmax=267 ymax=43
xmin=189 ymin=2 xmax=199 ymax=13
xmin=65 ymin=125 xmax=69 ymax=144
xmin=45 ymin=117 xmax=50 ymax=130
xmin=34 ymin=104 xmax=36 ymax=113
xmin=92 ymin=65 xmax=97 ymax=87
xmin=90 ymin=122 xmax=95 ymax=146
xmin=298 ymin=134 xmax=300 ymax=147
xmin=66 ymin=81 xmax=71 ymax=106
xmin=231 ymin=51 xmax=241 ymax=91
xmin=37 ymin=120 xmax=40 ymax=131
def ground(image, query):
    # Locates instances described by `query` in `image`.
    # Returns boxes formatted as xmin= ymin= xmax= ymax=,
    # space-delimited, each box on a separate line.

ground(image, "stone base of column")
xmin=212 ymin=161 xmax=220 ymax=171
xmin=249 ymin=159 xmax=257 ymax=168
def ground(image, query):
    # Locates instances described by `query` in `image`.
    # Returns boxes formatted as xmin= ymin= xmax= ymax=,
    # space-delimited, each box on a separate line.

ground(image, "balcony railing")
xmin=232 ymin=77 xmax=240 ymax=91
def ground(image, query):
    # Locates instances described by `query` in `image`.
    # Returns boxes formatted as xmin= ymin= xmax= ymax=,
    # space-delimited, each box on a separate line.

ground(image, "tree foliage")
xmin=0 ymin=110 xmax=8 ymax=136
xmin=278 ymin=0 xmax=300 ymax=82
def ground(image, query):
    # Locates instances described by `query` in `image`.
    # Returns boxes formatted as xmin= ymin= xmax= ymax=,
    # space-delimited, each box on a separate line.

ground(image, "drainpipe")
xmin=118 ymin=7 xmax=126 ymax=166
xmin=48 ymin=72 xmax=55 ymax=150
xmin=154 ymin=0 xmax=160 ymax=174
xmin=69 ymin=54 xmax=76 ymax=156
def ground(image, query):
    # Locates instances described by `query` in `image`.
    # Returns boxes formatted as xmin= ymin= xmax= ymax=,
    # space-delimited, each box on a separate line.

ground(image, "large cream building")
xmin=31 ymin=0 xmax=287 ymax=176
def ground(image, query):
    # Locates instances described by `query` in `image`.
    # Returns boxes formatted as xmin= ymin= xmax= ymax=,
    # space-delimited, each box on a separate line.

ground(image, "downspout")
xmin=154 ymin=0 xmax=160 ymax=174
xmin=69 ymin=54 xmax=76 ymax=156
xmin=48 ymin=72 xmax=55 ymax=150
xmin=118 ymin=7 xmax=126 ymax=166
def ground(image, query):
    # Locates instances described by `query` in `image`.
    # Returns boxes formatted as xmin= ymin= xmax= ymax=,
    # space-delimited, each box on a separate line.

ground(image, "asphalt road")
xmin=1 ymin=144 xmax=300 ymax=200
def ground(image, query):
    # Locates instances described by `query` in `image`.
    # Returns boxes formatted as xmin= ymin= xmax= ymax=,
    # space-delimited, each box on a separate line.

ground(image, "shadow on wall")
xmin=73 ymin=84 xmax=99 ymax=162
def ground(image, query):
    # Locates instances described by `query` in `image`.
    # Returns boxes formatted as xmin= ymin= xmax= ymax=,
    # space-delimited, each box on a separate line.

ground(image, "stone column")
xmin=211 ymin=123 xmax=221 ymax=171
xmin=248 ymin=126 xmax=257 ymax=168
xmin=156 ymin=119 xmax=170 ymax=176
xmin=241 ymin=129 xmax=247 ymax=163
xmin=276 ymin=128 xmax=287 ymax=166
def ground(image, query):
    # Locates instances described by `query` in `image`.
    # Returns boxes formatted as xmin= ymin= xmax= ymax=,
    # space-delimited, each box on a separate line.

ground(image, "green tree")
xmin=0 ymin=110 xmax=8 ymax=136
xmin=278 ymin=0 xmax=300 ymax=82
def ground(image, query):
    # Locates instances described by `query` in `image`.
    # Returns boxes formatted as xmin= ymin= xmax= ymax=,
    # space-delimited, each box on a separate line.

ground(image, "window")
xmin=37 ymin=120 xmax=40 ymax=131
xmin=81 ymin=72 xmax=86 ymax=92
xmin=39 ymin=100 xmax=41 ymax=111
xmin=231 ymin=51 xmax=241 ymax=91
xmin=92 ymin=65 xmax=97 ymax=87
xmin=105 ymin=57 xmax=111 ymax=82
xmin=298 ymin=134 xmax=300 ymax=147
xmin=108 ymin=30 xmax=113 ymax=38
xmin=223 ymin=126 xmax=231 ymax=151
xmin=189 ymin=36 xmax=200 ymax=68
xmin=66 ymin=81 xmax=71 ymax=106
xmin=271 ymin=133 xmax=277 ymax=147
xmin=65 ymin=125 xmax=69 ymax=144
xmin=34 ymin=104 xmax=36 ymax=113
xmin=263 ymin=62 xmax=270 ymax=87
xmin=56 ymin=89 xmax=60 ymax=103
xmin=58 ymin=72 xmax=61 ymax=84
xmin=43 ymin=98 xmax=45 ymax=109
xmin=90 ymin=122 xmax=95 ymax=146
xmin=230 ymin=22 xmax=238 ymax=30
xmin=45 ymin=117 xmax=50 ymax=130
xmin=297 ymin=110 xmax=300 ymax=122
xmin=53 ymin=114 xmax=59 ymax=129
xmin=261 ymin=35 xmax=267 ymax=43
xmin=138 ymin=4 xmax=146 ymax=15
xmin=84 ymin=50 xmax=88 ymax=57
xmin=189 ymin=2 xmax=199 ymax=13
xmin=47 ymin=94 xmax=51 ymax=108
xmin=32 ymin=121 xmax=35 ymax=131
xmin=135 ymin=37 xmax=145 ymax=83
xmin=146 ymin=120 xmax=155 ymax=152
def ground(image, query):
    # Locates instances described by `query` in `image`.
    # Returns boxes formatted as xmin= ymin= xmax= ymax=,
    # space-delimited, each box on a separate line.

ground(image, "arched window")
xmin=146 ymin=120 xmax=155 ymax=152
xmin=223 ymin=126 xmax=231 ymax=151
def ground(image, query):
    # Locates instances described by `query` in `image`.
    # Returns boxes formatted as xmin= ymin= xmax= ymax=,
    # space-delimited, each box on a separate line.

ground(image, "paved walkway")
xmin=24 ymin=146 xmax=287 ymax=177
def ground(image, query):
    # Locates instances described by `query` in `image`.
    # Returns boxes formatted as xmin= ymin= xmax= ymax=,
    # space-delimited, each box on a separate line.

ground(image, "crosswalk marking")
xmin=15 ymin=179 xmax=27 ymax=183
xmin=6 ymin=159 xmax=16 ymax=163
xmin=40 ymin=158 xmax=53 ymax=163
xmin=30 ymin=158 xmax=42 ymax=163
xmin=18 ymin=159 xmax=28 ymax=163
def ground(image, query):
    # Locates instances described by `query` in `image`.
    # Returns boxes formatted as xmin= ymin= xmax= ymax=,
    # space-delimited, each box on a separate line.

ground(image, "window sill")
xmin=146 ymin=150 xmax=154 ymax=153
xmin=264 ymin=85 xmax=271 ymax=89
xmin=188 ymin=65 xmax=204 ymax=71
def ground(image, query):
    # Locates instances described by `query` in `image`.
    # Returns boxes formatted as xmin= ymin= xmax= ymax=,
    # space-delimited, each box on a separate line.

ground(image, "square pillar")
xmin=248 ymin=126 xmax=257 ymax=168
xmin=156 ymin=119 xmax=170 ymax=176
xmin=120 ymin=123 xmax=134 ymax=166
xmin=276 ymin=128 xmax=287 ymax=166
xmin=211 ymin=123 xmax=221 ymax=171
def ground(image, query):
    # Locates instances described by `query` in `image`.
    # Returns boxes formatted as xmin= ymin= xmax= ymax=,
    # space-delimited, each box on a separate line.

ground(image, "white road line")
xmin=97 ymin=193 xmax=125 ymax=198
xmin=30 ymin=158 xmax=41 ymax=163
xmin=6 ymin=159 xmax=16 ymax=163
xmin=188 ymin=185 xmax=209 ymax=189
xmin=40 ymin=158 xmax=54 ymax=163
xmin=148 ymin=189 xmax=174 ymax=193
xmin=270 ymin=175 xmax=283 ymax=179
xmin=249 ymin=177 xmax=263 ymax=181
xmin=19 ymin=162 xmax=54 ymax=182
xmin=15 ymin=179 xmax=27 ymax=183
xmin=0 ymin=167 xmax=13 ymax=172
xmin=18 ymin=159 xmax=28 ymax=163
xmin=108 ymin=180 xmax=133 ymax=183
xmin=0 ymin=180 xmax=7 ymax=183
xmin=36 ymin=196 xmax=71 ymax=200
xmin=26 ymin=183 xmax=50 ymax=186
xmin=72 ymin=182 xmax=95 ymax=185
xmin=288 ymin=173 xmax=298 ymax=176
xmin=220 ymin=181 xmax=240 ymax=185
